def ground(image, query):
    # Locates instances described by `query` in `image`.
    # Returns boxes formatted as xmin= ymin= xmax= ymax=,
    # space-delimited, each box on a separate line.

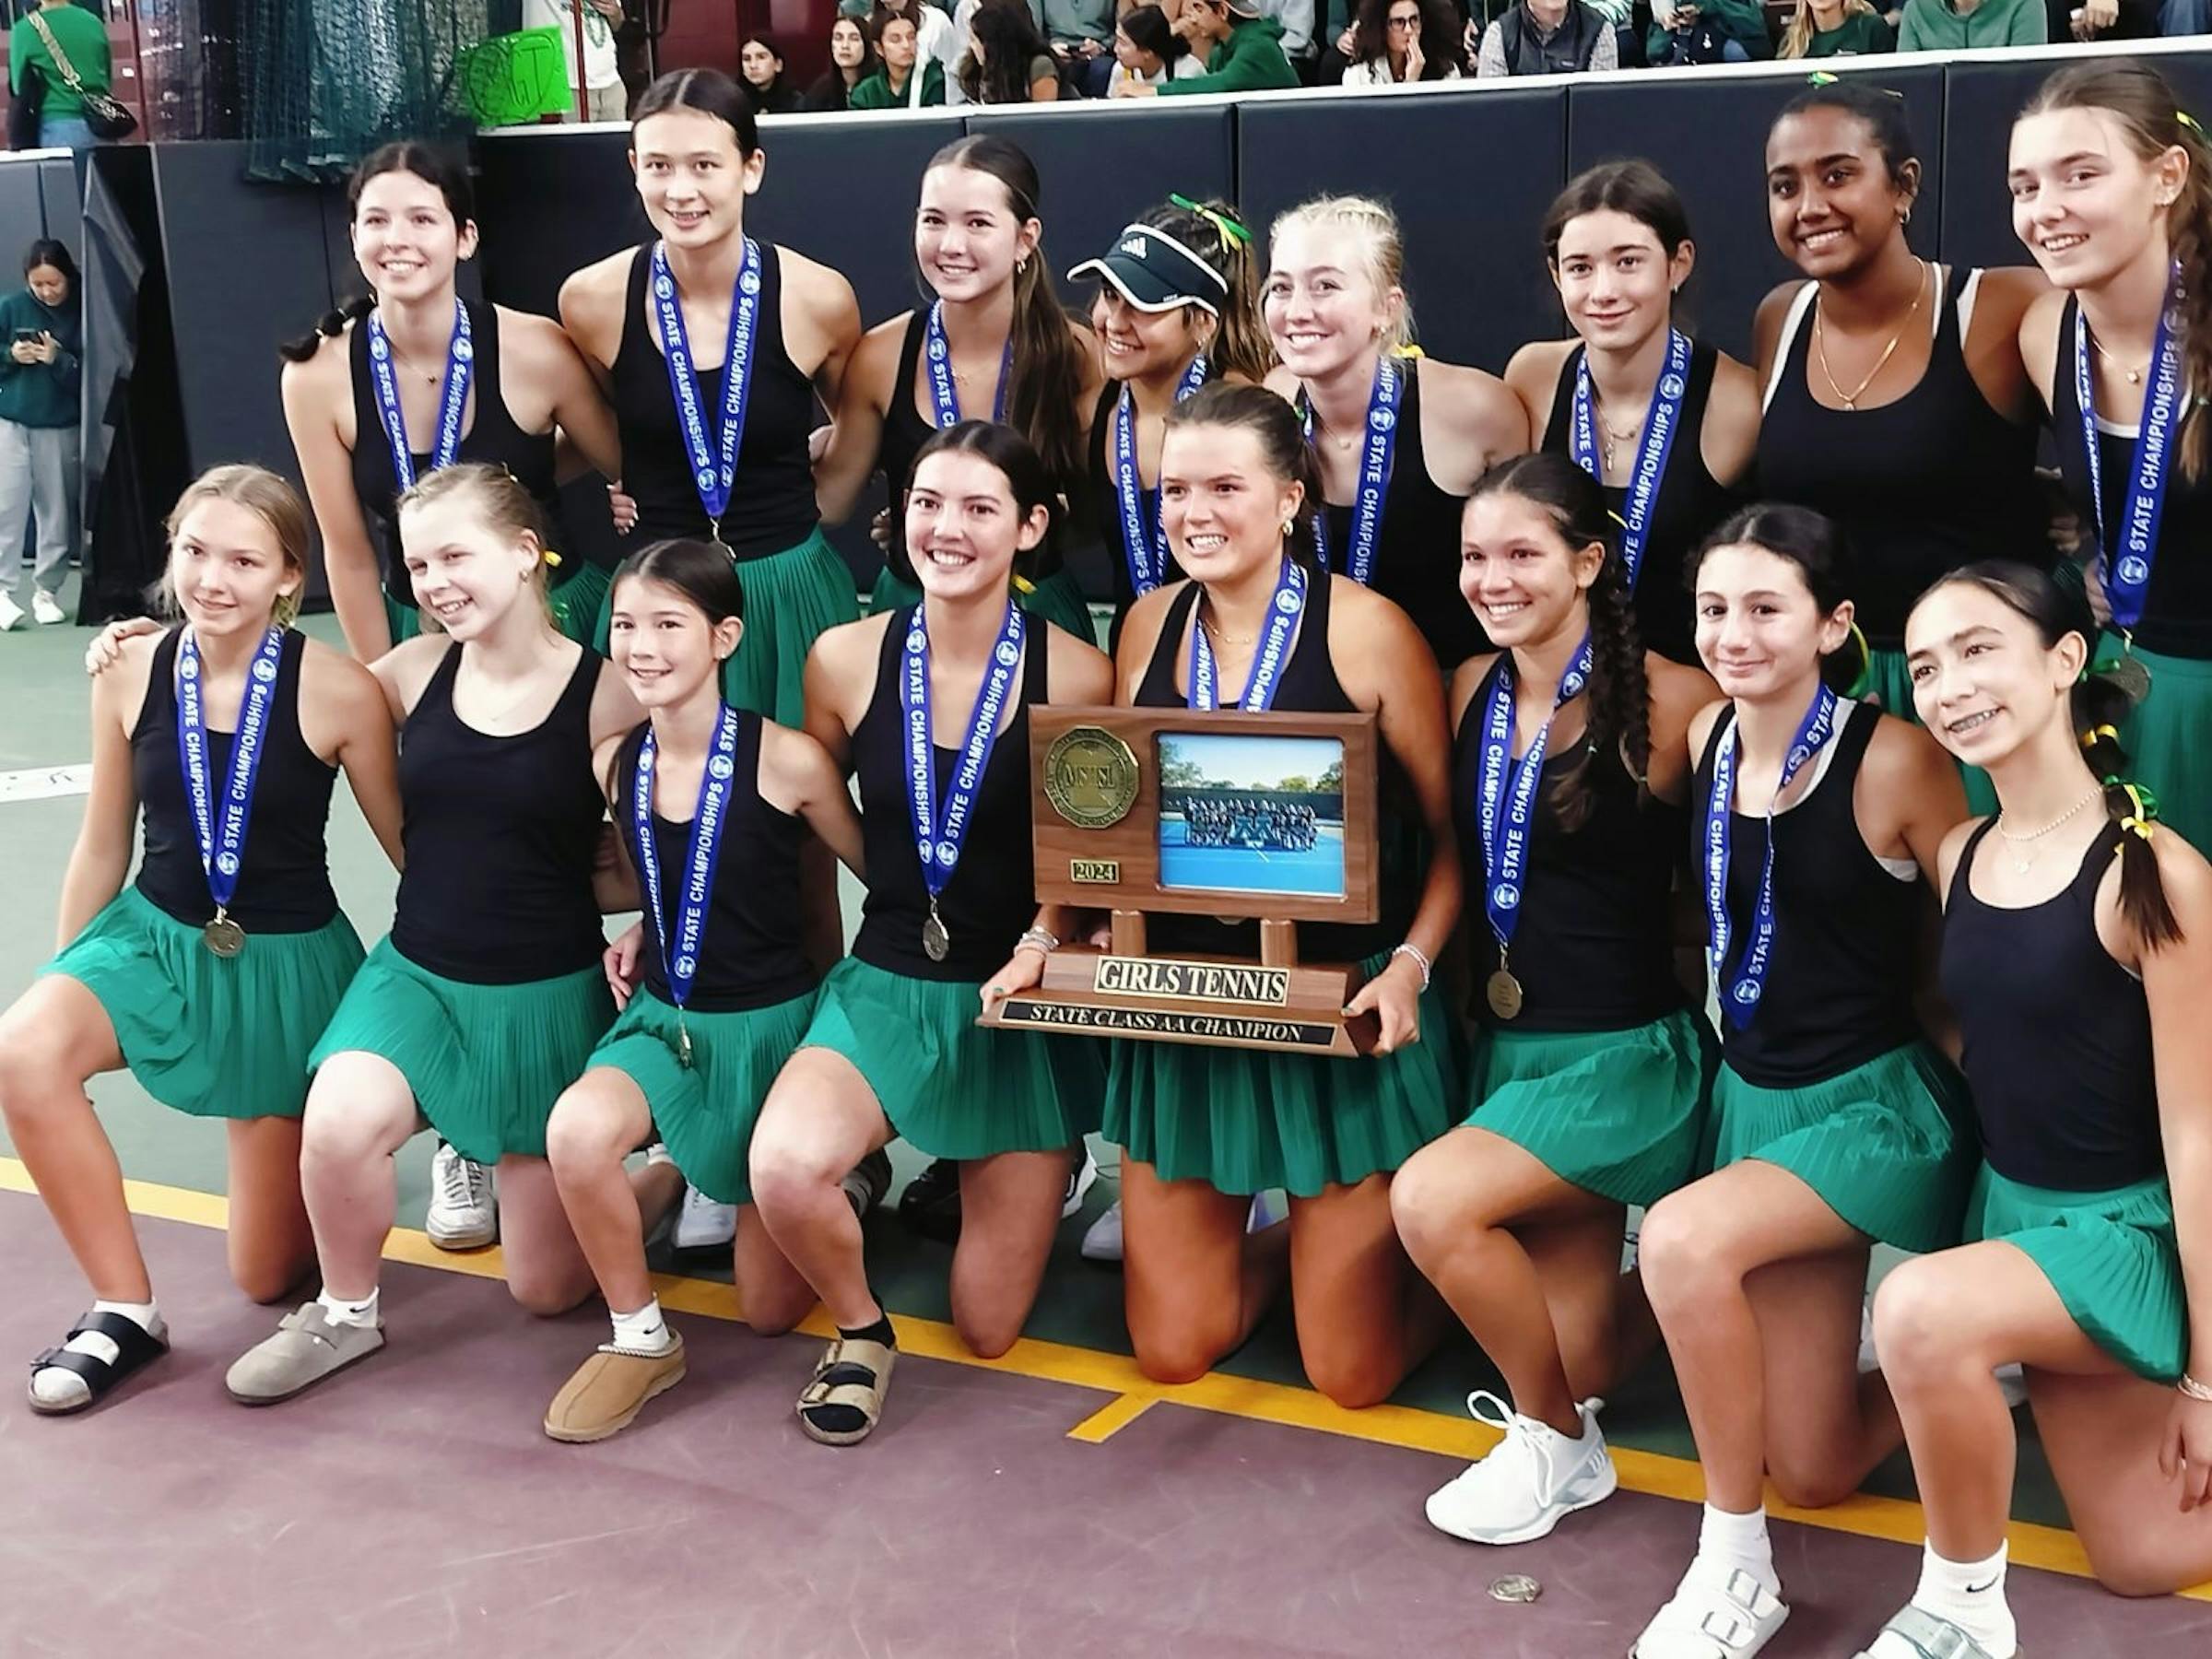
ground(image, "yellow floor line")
xmin=3 ymin=1156 xmax=2202 ymax=1600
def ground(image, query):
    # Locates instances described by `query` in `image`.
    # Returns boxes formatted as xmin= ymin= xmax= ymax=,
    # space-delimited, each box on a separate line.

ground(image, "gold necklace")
xmin=1814 ymin=259 xmax=1929 ymax=411
xmin=1994 ymin=787 xmax=2100 ymax=875
xmin=1594 ymin=400 xmax=1642 ymax=472
xmin=2090 ymin=334 xmax=2147 ymax=387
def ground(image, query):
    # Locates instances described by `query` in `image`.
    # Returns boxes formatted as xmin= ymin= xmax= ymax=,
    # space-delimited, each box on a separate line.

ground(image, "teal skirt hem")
xmin=1971 ymin=1164 xmax=2186 ymax=1384
xmin=1463 ymin=1007 xmax=1716 ymax=1210
xmin=1706 ymin=1042 xmax=1973 ymax=1254
xmin=43 ymin=888 xmax=364 ymax=1122
xmin=311 ymin=938 xmax=614 ymax=1163
xmin=584 ymin=984 xmax=818 ymax=1205
xmin=870 ymin=565 xmax=1099 ymax=646
xmin=797 ymin=957 xmax=1102 ymax=1159
xmin=594 ymin=528 xmax=857 ymax=726
xmin=1103 ymin=951 xmax=1460 ymax=1199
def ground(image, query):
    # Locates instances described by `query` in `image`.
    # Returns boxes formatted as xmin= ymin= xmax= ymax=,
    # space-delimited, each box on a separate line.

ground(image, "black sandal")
xmin=29 ymin=1311 xmax=169 ymax=1416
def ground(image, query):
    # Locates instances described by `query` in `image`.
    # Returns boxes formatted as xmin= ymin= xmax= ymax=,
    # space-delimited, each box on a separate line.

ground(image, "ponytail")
xmin=279 ymin=293 xmax=374 ymax=364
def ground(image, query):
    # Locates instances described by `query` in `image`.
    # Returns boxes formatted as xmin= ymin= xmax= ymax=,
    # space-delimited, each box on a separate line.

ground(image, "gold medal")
xmin=203 ymin=911 xmax=246 ymax=959
xmin=1485 ymin=967 xmax=1524 ymax=1021
xmin=922 ymin=900 xmax=951 ymax=964
xmin=2108 ymin=652 xmax=2153 ymax=704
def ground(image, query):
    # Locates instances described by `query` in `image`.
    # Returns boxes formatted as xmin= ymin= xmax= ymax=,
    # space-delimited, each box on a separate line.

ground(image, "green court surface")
xmin=0 ymin=591 xmax=2097 ymax=1555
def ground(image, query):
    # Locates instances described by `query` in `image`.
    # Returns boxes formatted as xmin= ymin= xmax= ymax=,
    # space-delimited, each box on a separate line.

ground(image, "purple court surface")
xmin=2 ymin=1198 xmax=2207 ymax=1657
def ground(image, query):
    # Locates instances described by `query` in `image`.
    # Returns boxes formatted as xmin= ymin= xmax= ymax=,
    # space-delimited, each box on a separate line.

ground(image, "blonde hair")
xmin=1778 ymin=0 xmax=1876 ymax=58
xmin=162 ymin=464 xmax=312 ymax=629
xmin=394 ymin=461 xmax=556 ymax=629
xmin=1268 ymin=194 xmax=1414 ymax=354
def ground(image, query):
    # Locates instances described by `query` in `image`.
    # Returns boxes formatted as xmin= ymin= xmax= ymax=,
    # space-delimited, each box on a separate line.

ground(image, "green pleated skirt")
xmin=593 ymin=528 xmax=858 ymax=726
xmin=43 ymin=888 xmax=365 ymax=1122
xmin=869 ymin=564 xmax=1099 ymax=646
xmin=1862 ymin=646 xmax=1996 ymax=816
xmin=311 ymin=938 xmax=615 ymax=1163
xmin=2097 ymin=634 xmax=2212 ymax=854
xmin=1969 ymin=1164 xmax=2185 ymax=1383
xmin=1706 ymin=1041 xmax=1973 ymax=1254
xmin=1103 ymin=951 xmax=1460 ymax=1199
xmin=386 ymin=560 xmax=612 ymax=651
xmin=798 ymin=957 xmax=1103 ymax=1159
xmin=1463 ymin=1007 xmax=1717 ymax=1210
xmin=583 ymin=983 xmax=818 ymax=1206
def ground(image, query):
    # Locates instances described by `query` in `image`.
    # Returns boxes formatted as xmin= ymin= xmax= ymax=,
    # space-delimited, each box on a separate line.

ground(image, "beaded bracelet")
xmin=1390 ymin=941 xmax=1432 ymax=991
xmin=2180 ymin=1374 xmax=2212 ymax=1404
xmin=1016 ymin=925 xmax=1060 ymax=957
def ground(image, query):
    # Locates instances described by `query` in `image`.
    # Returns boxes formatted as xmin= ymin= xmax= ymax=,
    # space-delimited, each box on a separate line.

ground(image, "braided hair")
xmin=1467 ymin=453 xmax=1650 ymax=832
xmin=1918 ymin=559 xmax=2181 ymax=949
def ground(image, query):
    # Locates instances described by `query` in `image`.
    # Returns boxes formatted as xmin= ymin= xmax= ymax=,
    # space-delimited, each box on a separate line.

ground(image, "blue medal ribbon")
xmin=1475 ymin=642 xmax=1593 ymax=963
xmin=1301 ymin=357 xmax=1400 ymax=586
xmin=2074 ymin=271 xmax=2183 ymax=634
xmin=650 ymin=237 xmax=762 ymax=542
xmin=630 ymin=704 xmax=742 ymax=1061
xmin=1112 ymin=353 xmax=1210 ymax=600
xmin=1569 ymin=329 xmax=1691 ymax=593
xmin=365 ymin=301 xmax=473 ymax=492
xmin=901 ymin=600 xmax=1027 ymax=922
xmin=1702 ymin=686 xmax=1841 ymax=1030
xmin=1189 ymin=556 xmax=1307 ymax=712
xmin=923 ymin=300 xmax=1012 ymax=429
xmin=175 ymin=626 xmax=287 ymax=927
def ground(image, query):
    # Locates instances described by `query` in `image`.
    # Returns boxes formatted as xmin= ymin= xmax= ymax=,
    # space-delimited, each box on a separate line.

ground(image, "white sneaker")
xmin=30 ymin=590 xmax=64 ymax=625
xmin=1063 ymin=1144 xmax=1099 ymax=1218
xmin=1081 ymin=1198 xmax=1124 ymax=1262
xmin=673 ymin=1182 xmax=737 ymax=1252
xmin=1632 ymin=1564 xmax=1790 ymax=1658
xmin=0 ymin=590 xmax=22 ymax=631
xmin=425 ymin=1143 xmax=496 ymax=1250
xmin=1424 ymin=1390 xmax=1618 ymax=1546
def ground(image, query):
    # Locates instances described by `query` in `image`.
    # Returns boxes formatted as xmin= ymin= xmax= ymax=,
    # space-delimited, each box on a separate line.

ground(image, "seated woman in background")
xmin=803 ymin=16 xmax=881 ymax=111
xmin=958 ymin=0 xmax=1062 ymax=103
xmin=1109 ymin=5 xmax=1204 ymax=89
xmin=1342 ymin=0 xmax=1465 ymax=84
xmin=740 ymin=37 xmax=802 ymax=113
xmin=850 ymin=6 xmax=948 ymax=108
xmin=1775 ymin=0 xmax=1896 ymax=53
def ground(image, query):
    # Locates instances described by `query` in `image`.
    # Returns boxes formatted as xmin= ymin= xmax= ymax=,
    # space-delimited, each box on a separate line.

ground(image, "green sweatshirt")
xmin=9 ymin=3 xmax=112 ymax=115
xmin=0 ymin=288 xmax=81 ymax=428
xmin=848 ymin=59 xmax=947 ymax=108
xmin=1645 ymin=0 xmax=1769 ymax=63
xmin=1896 ymin=0 xmax=2044 ymax=49
xmin=1159 ymin=15 xmax=1299 ymax=96
xmin=1805 ymin=10 xmax=1896 ymax=52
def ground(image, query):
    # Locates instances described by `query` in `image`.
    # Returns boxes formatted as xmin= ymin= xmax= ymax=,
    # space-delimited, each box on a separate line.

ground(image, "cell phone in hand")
xmin=12 ymin=329 xmax=40 ymax=347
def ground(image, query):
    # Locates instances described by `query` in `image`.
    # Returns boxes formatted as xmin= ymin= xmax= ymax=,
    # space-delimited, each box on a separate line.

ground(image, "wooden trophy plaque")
xmin=976 ymin=706 xmax=1382 ymax=1056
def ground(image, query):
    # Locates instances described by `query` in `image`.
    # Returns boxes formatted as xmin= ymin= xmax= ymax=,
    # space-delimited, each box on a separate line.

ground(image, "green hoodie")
xmin=1644 ymin=0 xmax=1769 ymax=65
xmin=848 ymin=59 xmax=947 ymax=108
xmin=0 ymin=288 xmax=80 ymax=429
xmin=1896 ymin=0 xmax=2044 ymax=50
xmin=1159 ymin=15 xmax=1298 ymax=96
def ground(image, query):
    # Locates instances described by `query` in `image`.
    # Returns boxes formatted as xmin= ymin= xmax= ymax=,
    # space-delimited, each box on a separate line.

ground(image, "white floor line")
xmin=0 ymin=762 xmax=92 ymax=803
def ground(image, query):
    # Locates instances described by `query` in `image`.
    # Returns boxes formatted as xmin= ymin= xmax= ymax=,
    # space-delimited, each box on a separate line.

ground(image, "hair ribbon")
xmin=1169 ymin=194 xmax=1253 ymax=249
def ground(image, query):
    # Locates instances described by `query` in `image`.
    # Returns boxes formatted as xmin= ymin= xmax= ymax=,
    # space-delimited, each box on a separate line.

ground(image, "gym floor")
xmin=3 ymin=590 xmax=2207 ymax=1656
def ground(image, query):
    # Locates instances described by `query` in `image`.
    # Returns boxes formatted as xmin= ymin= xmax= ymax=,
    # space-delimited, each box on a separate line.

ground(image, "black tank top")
xmin=1942 ymin=818 xmax=2160 ymax=1190
xmin=1135 ymin=575 xmax=1414 ymax=963
xmin=1453 ymin=658 xmax=1686 ymax=1032
xmin=390 ymin=643 xmax=608 ymax=983
xmin=610 ymin=243 xmax=820 ymax=559
xmin=2052 ymin=295 xmax=2212 ymax=659
xmin=1692 ymin=700 xmax=1922 ymax=1087
xmin=348 ymin=300 xmax=563 ymax=602
xmin=850 ymin=608 xmax=1052 ymax=982
xmin=1541 ymin=340 xmax=1735 ymax=665
xmin=611 ymin=713 xmax=816 ymax=1012
xmin=878 ymin=311 xmax=1077 ymax=594
xmin=1312 ymin=363 xmax=1487 ymax=673
xmin=1757 ymin=266 xmax=2045 ymax=648
xmin=131 ymin=628 xmax=339 ymax=934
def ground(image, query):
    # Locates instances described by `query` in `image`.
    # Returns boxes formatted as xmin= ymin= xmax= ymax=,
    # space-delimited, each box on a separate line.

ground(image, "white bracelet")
xmin=2181 ymin=1373 xmax=2212 ymax=1404
xmin=1017 ymin=925 xmax=1060 ymax=957
xmin=1390 ymin=941 xmax=1432 ymax=990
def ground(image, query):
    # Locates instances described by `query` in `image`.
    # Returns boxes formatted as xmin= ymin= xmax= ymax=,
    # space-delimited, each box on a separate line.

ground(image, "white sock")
xmin=29 ymin=1299 xmax=166 ymax=1408
xmin=316 ymin=1286 xmax=381 ymax=1328
xmin=1695 ymin=1502 xmax=1779 ymax=1596
xmin=609 ymin=1298 xmax=675 ymax=1356
xmin=1911 ymin=1542 xmax=2017 ymax=1657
